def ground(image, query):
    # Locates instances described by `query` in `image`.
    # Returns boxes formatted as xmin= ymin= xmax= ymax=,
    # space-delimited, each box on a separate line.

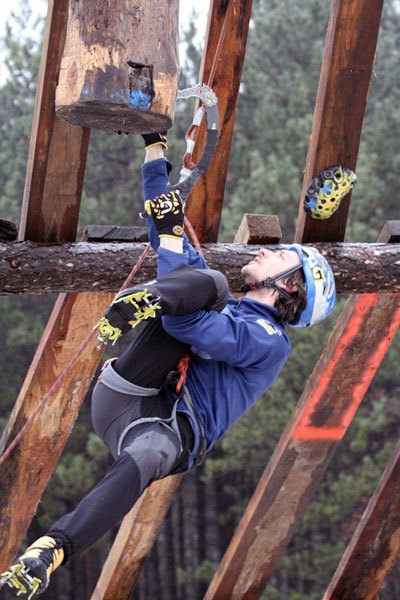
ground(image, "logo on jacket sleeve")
xmin=256 ymin=319 xmax=282 ymax=336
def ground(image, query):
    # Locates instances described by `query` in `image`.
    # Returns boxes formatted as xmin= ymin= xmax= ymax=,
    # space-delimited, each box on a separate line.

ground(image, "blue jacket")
xmin=142 ymin=159 xmax=291 ymax=459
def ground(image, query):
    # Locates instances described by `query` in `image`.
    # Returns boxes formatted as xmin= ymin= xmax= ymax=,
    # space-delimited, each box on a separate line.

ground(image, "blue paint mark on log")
xmin=129 ymin=90 xmax=152 ymax=109
xmin=110 ymin=90 xmax=126 ymax=102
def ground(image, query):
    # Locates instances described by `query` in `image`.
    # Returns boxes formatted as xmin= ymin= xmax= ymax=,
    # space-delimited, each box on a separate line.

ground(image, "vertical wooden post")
xmin=19 ymin=0 xmax=90 ymax=244
xmin=185 ymin=0 xmax=253 ymax=242
xmin=56 ymin=0 xmax=180 ymax=133
xmin=294 ymin=0 xmax=384 ymax=243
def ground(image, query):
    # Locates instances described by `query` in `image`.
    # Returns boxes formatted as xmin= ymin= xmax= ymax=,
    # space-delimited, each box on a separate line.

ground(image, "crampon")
xmin=96 ymin=288 xmax=162 ymax=345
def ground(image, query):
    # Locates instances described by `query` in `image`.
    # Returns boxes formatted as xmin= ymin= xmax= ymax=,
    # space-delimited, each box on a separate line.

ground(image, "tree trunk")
xmin=1 ymin=241 xmax=400 ymax=294
xmin=56 ymin=0 xmax=180 ymax=134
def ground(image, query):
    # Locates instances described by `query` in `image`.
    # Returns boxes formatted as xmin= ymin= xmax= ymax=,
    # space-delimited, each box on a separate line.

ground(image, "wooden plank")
xmin=204 ymin=225 xmax=400 ymax=600
xmin=233 ymin=214 xmax=282 ymax=245
xmin=82 ymin=225 xmax=149 ymax=242
xmin=294 ymin=0 xmax=384 ymax=244
xmin=80 ymin=221 xmax=396 ymax=246
xmin=90 ymin=476 xmax=182 ymax=600
xmin=19 ymin=0 xmax=90 ymax=243
xmin=322 ymin=437 xmax=400 ymax=600
xmin=185 ymin=0 xmax=254 ymax=242
xmin=0 ymin=291 xmax=114 ymax=571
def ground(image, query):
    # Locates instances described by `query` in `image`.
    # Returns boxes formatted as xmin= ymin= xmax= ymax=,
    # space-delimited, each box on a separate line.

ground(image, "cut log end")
xmin=56 ymin=103 xmax=172 ymax=134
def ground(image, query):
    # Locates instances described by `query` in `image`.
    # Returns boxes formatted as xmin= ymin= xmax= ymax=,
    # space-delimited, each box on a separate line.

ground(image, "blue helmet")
xmin=288 ymin=244 xmax=336 ymax=327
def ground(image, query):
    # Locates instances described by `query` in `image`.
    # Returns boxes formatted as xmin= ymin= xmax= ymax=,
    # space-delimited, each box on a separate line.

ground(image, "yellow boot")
xmin=1 ymin=535 xmax=64 ymax=598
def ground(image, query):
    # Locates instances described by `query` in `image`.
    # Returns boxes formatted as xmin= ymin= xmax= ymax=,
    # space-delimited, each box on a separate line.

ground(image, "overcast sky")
xmin=0 ymin=0 xmax=47 ymax=37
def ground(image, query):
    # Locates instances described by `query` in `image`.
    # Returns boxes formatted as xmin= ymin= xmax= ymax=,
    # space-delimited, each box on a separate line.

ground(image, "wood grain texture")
xmin=294 ymin=0 xmax=384 ymax=243
xmin=56 ymin=0 xmax=180 ymax=133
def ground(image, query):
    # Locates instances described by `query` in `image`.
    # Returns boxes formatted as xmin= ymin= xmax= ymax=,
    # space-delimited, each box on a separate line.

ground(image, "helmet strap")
xmin=241 ymin=264 xmax=303 ymax=301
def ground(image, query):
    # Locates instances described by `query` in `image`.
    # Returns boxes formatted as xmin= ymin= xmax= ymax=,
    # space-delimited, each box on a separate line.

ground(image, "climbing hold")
xmin=304 ymin=165 xmax=357 ymax=220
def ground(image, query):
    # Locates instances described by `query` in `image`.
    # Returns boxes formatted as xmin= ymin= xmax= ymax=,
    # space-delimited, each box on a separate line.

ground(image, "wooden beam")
xmin=184 ymin=0 xmax=254 ymax=242
xmin=19 ymin=0 xmax=90 ymax=243
xmin=321 ymin=223 xmax=400 ymax=599
xmin=233 ymin=214 xmax=282 ymax=245
xmin=0 ymin=291 xmax=113 ymax=572
xmin=204 ymin=224 xmax=400 ymax=600
xmin=90 ymin=476 xmax=182 ymax=600
xmin=322 ymin=437 xmax=400 ymax=600
xmin=294 ymin=0 xmax=384 ymax=244
xmin=1 ymin=240 xmax=400 ymax=294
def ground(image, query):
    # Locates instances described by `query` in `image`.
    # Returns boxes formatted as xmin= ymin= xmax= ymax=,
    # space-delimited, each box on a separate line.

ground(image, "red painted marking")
xmin=292 ymin=426 xmax=345 ymax=441
xmin=292 ymin=294 xmax=400 ymax=441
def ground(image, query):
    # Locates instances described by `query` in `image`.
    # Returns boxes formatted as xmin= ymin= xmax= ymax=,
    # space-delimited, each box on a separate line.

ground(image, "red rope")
xmin=184 ymin=216 xmax=204 ymax=256
xmin=0 ymin=329 xmax=97 ymax=466
xmin=118 ymin=242 xmax=151 ymax=292
xmin=175 ymin=354 xmax=191 ymax=394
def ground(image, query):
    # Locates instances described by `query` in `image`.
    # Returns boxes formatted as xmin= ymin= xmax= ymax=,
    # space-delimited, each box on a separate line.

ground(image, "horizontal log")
xmin=1 ymin=241 xmax=400 ymax=295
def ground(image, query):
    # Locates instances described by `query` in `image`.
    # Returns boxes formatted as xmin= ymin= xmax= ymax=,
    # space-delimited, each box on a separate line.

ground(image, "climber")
xmin=1 ymin=132 xmax=336 ymax=598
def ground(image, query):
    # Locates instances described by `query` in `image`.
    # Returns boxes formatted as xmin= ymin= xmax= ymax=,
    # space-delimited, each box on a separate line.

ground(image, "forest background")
xmin=1 ymin=1 xmax=400 ymax=599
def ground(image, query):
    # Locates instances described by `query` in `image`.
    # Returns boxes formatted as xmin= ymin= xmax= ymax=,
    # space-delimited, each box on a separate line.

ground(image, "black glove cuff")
xmin=141 ymin=132 xmax=168 ymax=150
